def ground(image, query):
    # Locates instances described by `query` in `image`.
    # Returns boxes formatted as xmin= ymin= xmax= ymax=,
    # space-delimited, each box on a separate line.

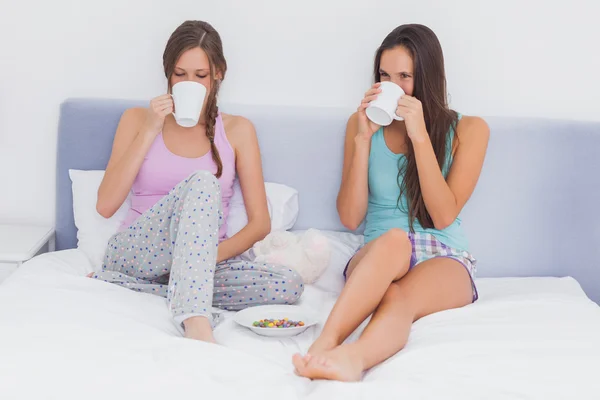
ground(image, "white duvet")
xmin=1 ymin=249 xmax=600 ymax=400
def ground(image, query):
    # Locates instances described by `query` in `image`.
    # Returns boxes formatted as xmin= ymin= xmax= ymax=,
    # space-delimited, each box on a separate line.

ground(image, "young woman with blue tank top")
xmin=88 ymin=20 xmax=304 ymax=343
xmin=293 ymin=24 xmax=490 ymax=381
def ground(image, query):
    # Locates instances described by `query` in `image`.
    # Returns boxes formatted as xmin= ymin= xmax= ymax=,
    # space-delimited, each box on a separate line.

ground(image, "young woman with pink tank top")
xmin=89 ymin=20 xmax=304 ymax=343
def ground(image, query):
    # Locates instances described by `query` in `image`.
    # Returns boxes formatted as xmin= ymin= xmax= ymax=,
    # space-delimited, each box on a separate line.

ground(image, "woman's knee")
xmin=370 ymin=228 xmax=412 ymax=278
xmin=179 ymin=170 xmax=222 ymax=213
xmin=185 ymin=170 xmax=220 ymax=190
xmin=378 ymin=228 xmax=410 ymax=250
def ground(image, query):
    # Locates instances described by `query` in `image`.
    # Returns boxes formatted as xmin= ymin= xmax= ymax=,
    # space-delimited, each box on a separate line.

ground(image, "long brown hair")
xmin=163 ymin=20 xmax=227 ymax=178
xmin=373 ymin=24 xmax=458 ymax=230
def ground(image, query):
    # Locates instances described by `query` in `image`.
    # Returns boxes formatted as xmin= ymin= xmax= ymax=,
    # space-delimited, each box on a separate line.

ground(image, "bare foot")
xmin=307 ymin=335 xmax=339 ymax=357
xmin=183 ymin=316 xmax=216 ymax=344
xmin=293 ymin=345 xmax=364 ymax=382
xmin=292 ymin=335 xmax=339 ymax=375
xmin=87 ymin=272 xmax=94 ymax=278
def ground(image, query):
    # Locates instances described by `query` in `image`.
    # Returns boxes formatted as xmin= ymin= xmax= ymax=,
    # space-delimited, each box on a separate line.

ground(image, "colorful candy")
xmin=253 ymin=318 xmax=305 ymax=328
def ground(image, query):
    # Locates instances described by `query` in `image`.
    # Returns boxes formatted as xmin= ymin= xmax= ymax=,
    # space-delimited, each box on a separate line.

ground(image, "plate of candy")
xmin=233 ymin=305 xmax=318 ymax=337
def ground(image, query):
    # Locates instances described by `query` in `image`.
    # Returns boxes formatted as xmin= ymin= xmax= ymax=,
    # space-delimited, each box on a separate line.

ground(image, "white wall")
xmin=0 ymin=0 xmax=598 ymax=226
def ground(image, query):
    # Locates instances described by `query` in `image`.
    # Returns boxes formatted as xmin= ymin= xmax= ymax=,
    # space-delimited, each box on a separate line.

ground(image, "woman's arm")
xmin=336 ymin=113 xmax=372 ymax=230
xmin=217 ymin=116 xmax=270 ymax=263
xmin=97 ymin=95 xmax=173 ymax=218
xmin=397 ymin=96 xmax=490 ymax=229
xmin=337 ymin=84 xmax=384 ymax=230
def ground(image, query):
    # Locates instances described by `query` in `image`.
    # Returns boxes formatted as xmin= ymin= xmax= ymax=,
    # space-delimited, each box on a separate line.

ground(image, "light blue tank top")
xmin=364 ymin=114 xmax=469 ymax=251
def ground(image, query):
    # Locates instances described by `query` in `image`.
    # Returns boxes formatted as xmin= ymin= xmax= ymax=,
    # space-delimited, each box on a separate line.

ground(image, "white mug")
xmin=365 ymin=81 xmax=405 ymax=126
xmin=171 ymin=81 xmax=207 ymax=127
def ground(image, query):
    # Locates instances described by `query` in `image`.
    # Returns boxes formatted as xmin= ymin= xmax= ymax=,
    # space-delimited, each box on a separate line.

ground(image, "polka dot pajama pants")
xmin=92 ymin=170 xmax=304 ymax=325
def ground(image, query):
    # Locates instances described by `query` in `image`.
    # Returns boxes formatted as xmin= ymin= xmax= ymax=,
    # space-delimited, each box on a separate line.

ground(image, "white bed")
xmin=2 ymin=244 xmax=599 ymax=400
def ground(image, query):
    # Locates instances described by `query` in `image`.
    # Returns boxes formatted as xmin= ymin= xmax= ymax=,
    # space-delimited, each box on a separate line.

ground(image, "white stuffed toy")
xmin=252 ymin=229 xmax=331 ymax=284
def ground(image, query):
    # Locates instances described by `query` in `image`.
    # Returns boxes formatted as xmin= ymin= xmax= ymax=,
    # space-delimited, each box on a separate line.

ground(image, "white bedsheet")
xmin=1 ymin=249 xmax=600 ymax=399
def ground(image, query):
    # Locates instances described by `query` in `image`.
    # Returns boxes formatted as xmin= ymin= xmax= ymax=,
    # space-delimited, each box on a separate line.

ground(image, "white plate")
xmin=233 ymin=305 xmax=319 ymax=337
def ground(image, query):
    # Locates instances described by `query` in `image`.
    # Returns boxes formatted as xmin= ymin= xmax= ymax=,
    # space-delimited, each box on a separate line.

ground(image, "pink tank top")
xmin=119 ymin=113 xmax=235 ymax=241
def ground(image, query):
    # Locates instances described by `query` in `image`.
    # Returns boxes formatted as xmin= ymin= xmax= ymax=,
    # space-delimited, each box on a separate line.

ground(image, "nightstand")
xmin=0 ymin=225 xmax=55 ymax=282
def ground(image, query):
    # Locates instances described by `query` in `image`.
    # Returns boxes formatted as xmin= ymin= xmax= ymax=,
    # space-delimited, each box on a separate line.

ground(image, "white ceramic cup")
xmin=171 ymin=81 xmax=207 ymax=128
xmin=365 ymin=81 xmax=405 ymax=126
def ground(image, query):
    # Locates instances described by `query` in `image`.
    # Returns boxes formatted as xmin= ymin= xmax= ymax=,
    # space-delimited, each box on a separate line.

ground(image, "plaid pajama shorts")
xmin=343 ymin=231 xmax=478 ymax=302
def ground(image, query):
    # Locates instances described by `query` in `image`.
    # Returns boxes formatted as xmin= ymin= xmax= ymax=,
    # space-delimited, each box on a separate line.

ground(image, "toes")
xmin=292 ymin=353 xmax=307 ymax=375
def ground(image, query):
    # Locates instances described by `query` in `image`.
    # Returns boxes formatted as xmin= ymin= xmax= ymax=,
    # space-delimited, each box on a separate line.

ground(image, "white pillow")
xmin=69 ymin=169 xmax=130 ymax=269
xmin=69 ymin=170 xmax=300 ymax=269
xmin=226 ymin=178 xmax=299 ymax=238
xmin=294 ymin=229 xmax=364 ymax=295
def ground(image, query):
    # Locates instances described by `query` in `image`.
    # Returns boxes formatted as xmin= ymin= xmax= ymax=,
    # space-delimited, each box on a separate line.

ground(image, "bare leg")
xmin=294 ymin=257 xmax=473 ymax=381
xmin=183 ymin=316 xmax=216 ymax=343
xmin=304 ymin=229 xmax=412 ymax=356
